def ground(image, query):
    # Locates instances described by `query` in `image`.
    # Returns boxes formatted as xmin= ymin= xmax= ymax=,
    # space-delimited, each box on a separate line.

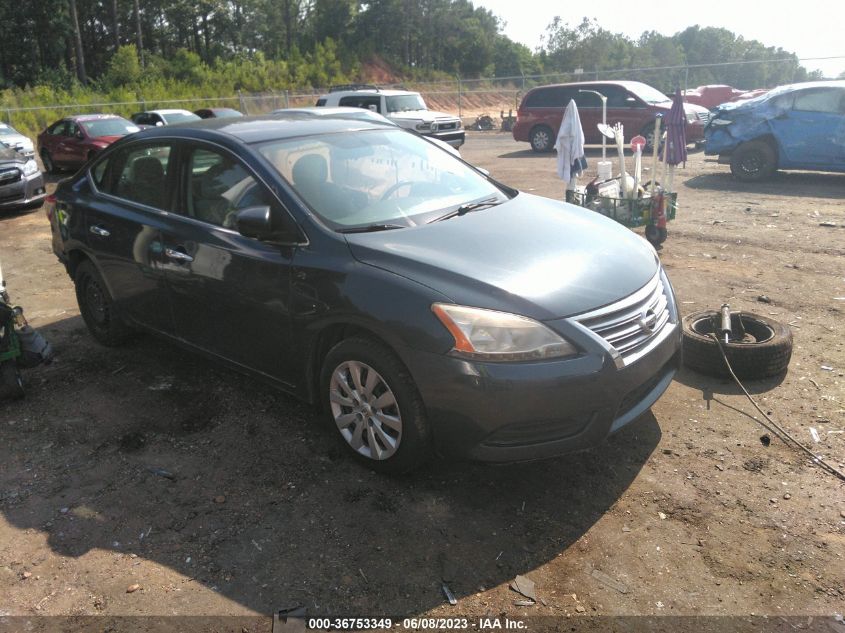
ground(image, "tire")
xmin=529 ymin=125 xmax=554 ymax=153
xmin=645 ymin=224 xmax=667 ymax=245
xmin=320 ymin=336 xmax=431 ymax=474
xmin=40 ymin=149 xmax=57 ymax=174
xmin=74 ymin=260 xmax=132 ymax=346
xmin=0 ymin=360 xmax=24 ymax=400
xmin=682 ymin=310 xmax=792 ymax=380
xmin=730 ymin=140 xmax=776 ymax=182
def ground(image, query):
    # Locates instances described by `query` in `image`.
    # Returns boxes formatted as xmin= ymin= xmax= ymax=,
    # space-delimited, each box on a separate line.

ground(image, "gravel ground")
xmin=0 ymin=131 xmax=843 ymax=632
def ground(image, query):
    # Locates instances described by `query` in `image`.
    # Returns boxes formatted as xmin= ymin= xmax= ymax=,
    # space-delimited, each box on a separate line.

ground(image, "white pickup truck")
xmin=316 ymin=85 xmax=465 ymax=149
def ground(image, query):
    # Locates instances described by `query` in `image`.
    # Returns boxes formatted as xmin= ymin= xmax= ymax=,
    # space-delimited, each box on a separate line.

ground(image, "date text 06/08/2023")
xmin=304 ymin=617 xmax=528 ymax=630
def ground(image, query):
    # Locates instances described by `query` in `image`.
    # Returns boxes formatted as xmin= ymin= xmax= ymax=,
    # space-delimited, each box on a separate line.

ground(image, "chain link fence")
xmin=3 ymin=56 xmax=842 ymax=140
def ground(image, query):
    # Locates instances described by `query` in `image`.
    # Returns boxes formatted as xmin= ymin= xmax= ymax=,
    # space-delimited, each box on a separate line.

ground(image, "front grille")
xmin=0 ymin=190 xmax=24 ymax=203
xmin=482 ymin=414 xmax=593 ymax=448
xmin=575 ymin=272 xmax=672 ymax=365
xmin=0 ymin=168 xmax=21 ymax=185
xmin=436 ymin=121 xmax=460 ymax=131
xmin=696 ymin=111 xmax=711 ymax=123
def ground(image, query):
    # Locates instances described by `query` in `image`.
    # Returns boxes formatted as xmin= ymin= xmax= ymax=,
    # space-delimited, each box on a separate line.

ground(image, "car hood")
xmin=0 ymin=146 xmax=27 ymax=164
xmin=0 ymin=132 xmax=34 ymax=151
xmin=345 ymin=193 xmax=659 ymax=321
xmin=389 ymin=110 xmax=461 ymax=123
xmin=90 ymin=134 xmax=125 ymax=144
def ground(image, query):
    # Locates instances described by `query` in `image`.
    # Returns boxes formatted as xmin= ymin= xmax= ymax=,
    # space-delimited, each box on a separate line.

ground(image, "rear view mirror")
xmin=235 ymin=205 xmax=274 ymax=239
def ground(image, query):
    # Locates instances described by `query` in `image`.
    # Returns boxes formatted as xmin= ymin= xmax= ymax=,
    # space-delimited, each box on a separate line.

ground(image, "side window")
xmin=338 ymin=95 xmax=381 ymax=112
xmin=315 ymin=98 xmax=327 ymax=106
xmin=525 ymin=87 xmax=570 ymax=108
xmin=185 ymin=146 xmax=273 ymax=228
xmin=792 ymin=89 xmax=843 ymax=113
xmin=605 ymin=87 xmax=636 ymax=108
xmin=101 ymin=143 xmax=173 ymax=209
xmin=49 ymin=121 xmax=69 ymax=136
xmin=90 ymin=156 xmax=109 ymax=188
xmin=68 ymin=123 xmax=82 ymax=138
xmin=573 ymin=88 xmax=603 ymax=108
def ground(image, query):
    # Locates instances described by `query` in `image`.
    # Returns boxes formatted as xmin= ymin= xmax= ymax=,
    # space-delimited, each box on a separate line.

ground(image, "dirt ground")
xmin=0 ymin=132 xmax=843 ymax=632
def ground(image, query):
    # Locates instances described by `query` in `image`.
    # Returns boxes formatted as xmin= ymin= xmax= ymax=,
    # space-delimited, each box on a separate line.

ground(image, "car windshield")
xmin=385 ymin=94 xmax=426 ymax=112
xmin=211 ymin=109 xmax=243 ymax=118
xmin=162 ymin=112 xmax=202 ymax=124
xmin=257 ymin=128 xmax=507 ymax=230
xmin=0 ymin=123 xmax=22 ymax=135
xmin=80 ymin=118 xmax=140 ymax=137
xmin=627 ymin=83 xmax=672 ymax=105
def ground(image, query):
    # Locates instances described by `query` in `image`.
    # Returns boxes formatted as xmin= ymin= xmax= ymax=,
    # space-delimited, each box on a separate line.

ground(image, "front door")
xmin=159 ymin=142 xmax=297 ymax=386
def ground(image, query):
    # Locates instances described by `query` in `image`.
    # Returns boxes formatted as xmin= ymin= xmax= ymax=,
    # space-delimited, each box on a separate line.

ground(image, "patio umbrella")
xmin=662 ymin=88 xmax=687 ymax=193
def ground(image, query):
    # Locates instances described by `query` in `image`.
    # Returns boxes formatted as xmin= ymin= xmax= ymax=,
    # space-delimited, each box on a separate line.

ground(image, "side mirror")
xmin=76 ymin=131 xmax=84 ymax=139
xmin=368 ymin=104 xmax=378 ymax=112
xmin=155 ymin=121 xmax=164 ymax=127
xmin=235 ymin=205 xmax=274 ymax=240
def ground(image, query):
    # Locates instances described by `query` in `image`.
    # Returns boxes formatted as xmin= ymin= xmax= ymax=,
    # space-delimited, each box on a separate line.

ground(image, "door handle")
xmin=89 ymin=225 xmax=110 ymax=237
xmin=165 ymin=248 xmax=194 ymax=263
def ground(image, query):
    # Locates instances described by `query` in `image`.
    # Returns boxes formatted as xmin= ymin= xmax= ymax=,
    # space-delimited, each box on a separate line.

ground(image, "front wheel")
xmin=730 ymin=140 xmax=776 ymax=182
xmin=529 ymin=125 xmax=554 ymax=153
xmin=74 ymin=260 xmax=133 ymax=346
xmin=40 ymin=149 xmax=57 ymax=174
xmin=320 ymin=337 xmax=431 ymax=474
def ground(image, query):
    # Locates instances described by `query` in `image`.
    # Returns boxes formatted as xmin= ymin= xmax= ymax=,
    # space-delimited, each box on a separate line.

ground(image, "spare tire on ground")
xmin=682 ymin=310 xmax=792 ymax=380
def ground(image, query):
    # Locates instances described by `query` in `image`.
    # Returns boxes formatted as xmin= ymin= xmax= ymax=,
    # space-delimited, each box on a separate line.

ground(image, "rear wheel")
xmin=0 ymin=360 xmax=24 ymax=401
xmin=320 ymin=337 xmax=431 ymax=474
xmin=74 ymin=260 xmax=133 ymax=346
xmin=529 ymin=125 xmax=554 ymax=153
xmin=730 ymin=140 xmax=776 ymax=182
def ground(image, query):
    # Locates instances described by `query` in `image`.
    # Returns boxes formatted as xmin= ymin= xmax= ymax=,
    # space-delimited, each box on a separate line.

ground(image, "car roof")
xmin=148 ymin=109 xmax=196 ymax=115
xmin=529 ymin=80 xmax=660 ymax=91
xmin=272 ymin=106 xmax=396 ymax=124
xmin=69 ymin=114 xmax=124 ymax=122
xmin=324 ymin=88 xmax=418 ymax=98
xmin=131 ymin=112 xmax=395 ymax=144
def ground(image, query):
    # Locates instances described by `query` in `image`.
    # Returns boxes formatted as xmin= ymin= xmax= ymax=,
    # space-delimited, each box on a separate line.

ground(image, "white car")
xmin=272 ymin=106 xmax=461 ymax=157
xmin=0 ymin=122 xmax=35 ymax=158
xmin=130 ymin=109 xmax=201 ymax=128
xmin=315 ymin=85 xmax=464 ymax=149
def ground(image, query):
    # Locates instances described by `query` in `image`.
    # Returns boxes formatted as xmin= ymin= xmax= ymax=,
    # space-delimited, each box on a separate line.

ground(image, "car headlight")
xmin=22 ymin=159 xmax=39 ymax=176
xmin=415 ymin=121 xmax=432 ymax=131
xmin=686 ymin=112 xmax=697 ymax=123
xmin=432 ymin=303 xmax=579 ymax=361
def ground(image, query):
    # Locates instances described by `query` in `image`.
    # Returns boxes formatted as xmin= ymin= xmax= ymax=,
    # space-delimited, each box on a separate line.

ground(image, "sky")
xmin=476 ymin=0 xmax=845 ymax=79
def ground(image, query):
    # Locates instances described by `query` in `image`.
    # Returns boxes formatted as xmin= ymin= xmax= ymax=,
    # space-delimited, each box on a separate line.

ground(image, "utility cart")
xmin=566 ymin=188 xmax=677 ymax=246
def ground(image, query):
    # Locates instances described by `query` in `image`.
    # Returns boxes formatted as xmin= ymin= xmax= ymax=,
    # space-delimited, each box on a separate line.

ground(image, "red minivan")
xmin=512 ymin=80 xmax=709 ymax=152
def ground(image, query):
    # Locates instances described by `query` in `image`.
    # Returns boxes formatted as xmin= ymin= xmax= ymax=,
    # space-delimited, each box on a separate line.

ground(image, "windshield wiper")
xmin=337 ymin=223 xmax=406 ymax=234
xmin=428 ymin=197 xmax=500 ymax=224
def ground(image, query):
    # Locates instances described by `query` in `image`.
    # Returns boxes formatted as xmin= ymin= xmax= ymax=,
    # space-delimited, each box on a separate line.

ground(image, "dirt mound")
xmin=359 ymin=56 xmax=403 ymax=85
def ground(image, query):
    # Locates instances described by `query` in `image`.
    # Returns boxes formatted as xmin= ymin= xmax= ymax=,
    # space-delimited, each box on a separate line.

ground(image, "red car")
xmin=37 ymin=114 xmax=140 ymax=173
xmin=683 ymin=85 xmax=747 ymax=110
xmin=512 ymin=80 xmax=709 ymax=152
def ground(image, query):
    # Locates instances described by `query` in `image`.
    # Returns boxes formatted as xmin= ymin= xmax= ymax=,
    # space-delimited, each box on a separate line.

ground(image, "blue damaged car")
xmin=705 ymin=80 xmax=845 ymax=181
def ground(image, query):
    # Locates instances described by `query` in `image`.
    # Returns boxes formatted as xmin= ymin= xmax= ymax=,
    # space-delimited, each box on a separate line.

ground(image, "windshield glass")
xmin=0 ymin=123 xmax=22 ymax=135
xmin=80 ymin=118 xmax=140 ymax=137
xmin=162 ymin=111 xmax=202 ymax=124
xmin=211 ymin=108 xmax=243 ymax=118
xmin=627 ymin=83 xmax=671 ymax=105
xmin=385 ymin=94 xmax=426 ymax=112
xmin=257 ymin=128 xmax=507 ymax=230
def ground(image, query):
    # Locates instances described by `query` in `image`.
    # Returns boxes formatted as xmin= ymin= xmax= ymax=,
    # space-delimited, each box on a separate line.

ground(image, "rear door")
xmin=159 ymin=141 xmax=298 ymax=385
xmin=82 ymin=141 xmax=177 ymax=333
xmin=769 ymin=87 xmax=845 ymax=168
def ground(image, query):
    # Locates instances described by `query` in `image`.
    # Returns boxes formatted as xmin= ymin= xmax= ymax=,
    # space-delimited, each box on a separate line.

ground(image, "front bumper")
xmin=0 ymin=169 xmax=46 ymax=210
xmin=429 ymin=129 xmax=465 ymax=148
xmin=402 ymin=314 xmax=681 ymax=462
